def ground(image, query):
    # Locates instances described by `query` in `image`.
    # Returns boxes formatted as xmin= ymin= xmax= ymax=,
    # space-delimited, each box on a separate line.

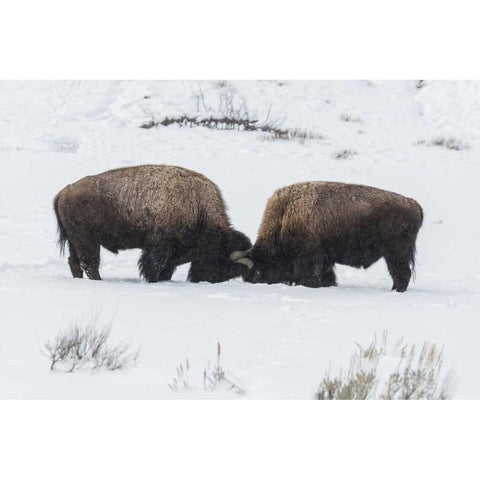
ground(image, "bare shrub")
xmin=316 ymin=368 xmax=378 ymax=400
xmin=141 ymin=83 xmax=261 ymax=132
xmin=213 ymin=80 xmax=229 ymax=89
xmin=316 ymin=332 xmax=455 ymax=400
xmin=141 ymin=114 xmax=260 ymax=131
xmin=43 ymin=321 xmax=139 ymax=373
xmin=332 ymin=149 xmax=356 ymax=159
xmin=140 ymin=83 xmax=321 ymax=143
xmin=415 ymin=137 xmax=468 ymax=151
xmin=140 ymin=110 xmax=262 ymax=132
xmin=380 ymin=343 xmax=456 ymax=400
xmin=316 ymin=332 xmax=386 ymax=400
xmin=340 ymin=113 xmax=361 ymax=123
xmin=431 ymin=136 xmax=468 ymax=151
xmin=263 ymin=128 xmax=323 ymax=143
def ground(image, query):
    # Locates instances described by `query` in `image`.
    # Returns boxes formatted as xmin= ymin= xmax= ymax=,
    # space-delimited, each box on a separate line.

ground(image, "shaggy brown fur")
xmin=54 ymin=165 xmax=251 ymax=282
xmin=235 ymin=181 xmax=423 ymax=292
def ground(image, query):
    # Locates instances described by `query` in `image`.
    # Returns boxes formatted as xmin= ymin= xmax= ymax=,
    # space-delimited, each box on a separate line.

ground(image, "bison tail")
xmin=53 ymin=194 xmax=68 ymax=256
xmin=410 ymin=245 xmax=417 ymax=280
xmin=411 ymin=202 xmax=424 ymax=280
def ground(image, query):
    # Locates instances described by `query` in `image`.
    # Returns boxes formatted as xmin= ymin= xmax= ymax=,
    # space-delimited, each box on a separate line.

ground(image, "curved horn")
xmin=230 ymin=249 xmax=252 ymax=261
xmin=234 ymin=257 xmax=254 ymax=269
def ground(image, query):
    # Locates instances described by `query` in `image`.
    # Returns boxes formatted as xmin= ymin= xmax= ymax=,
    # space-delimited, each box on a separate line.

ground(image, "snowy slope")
xmin=0 ymin=80 xmax=479 ymax=398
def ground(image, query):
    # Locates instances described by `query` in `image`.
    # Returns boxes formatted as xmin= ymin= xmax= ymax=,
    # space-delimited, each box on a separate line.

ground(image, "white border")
xmin=2 ymin=0 xmax=480 ymax=78
xmin=0 ymin=401 xmax=478 ymax=479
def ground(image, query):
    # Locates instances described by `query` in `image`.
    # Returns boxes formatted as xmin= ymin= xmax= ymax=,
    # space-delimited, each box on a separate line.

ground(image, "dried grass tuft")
xmin=316 ymin=332 xmax=455 ymax=400
xmin=43 ymin=319 xmax=139 ymax=373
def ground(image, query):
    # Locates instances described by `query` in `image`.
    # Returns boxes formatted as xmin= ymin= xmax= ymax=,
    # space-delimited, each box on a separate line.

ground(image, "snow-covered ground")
xmin=1 ymin=80 xmax=479 ymax=398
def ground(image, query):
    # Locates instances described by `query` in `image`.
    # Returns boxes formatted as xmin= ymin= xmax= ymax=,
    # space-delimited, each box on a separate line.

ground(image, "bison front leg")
xmin=321 ymin=265 xmax=337 ymax=287
xmin=293 ymin=254 xmax=336 ymax=288
xmin=292 ymin=254 xmax=324 ymax=288
xmin=139 ymin=246 xmax=175 ymax=283
xmin=187 ymin=260 xmax=209 ymax=283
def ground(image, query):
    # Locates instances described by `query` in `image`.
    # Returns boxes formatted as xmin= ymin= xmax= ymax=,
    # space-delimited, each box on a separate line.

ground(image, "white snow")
xmin=1 ymin=80 xmax=479 ymax=398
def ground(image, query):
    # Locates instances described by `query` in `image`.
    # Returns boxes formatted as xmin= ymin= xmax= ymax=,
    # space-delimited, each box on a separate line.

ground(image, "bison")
xmin=54 ymin=165 xmax=251 ymax=283
xmin=232 ymin=181 xmax=423 ymax=292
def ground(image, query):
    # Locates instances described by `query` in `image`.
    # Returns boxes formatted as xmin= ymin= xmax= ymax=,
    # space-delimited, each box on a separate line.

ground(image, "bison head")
xmin=231 ymin=245 xmax=294 ymax=285
xmin=187 ymin=229 xmax=252 ymax=283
